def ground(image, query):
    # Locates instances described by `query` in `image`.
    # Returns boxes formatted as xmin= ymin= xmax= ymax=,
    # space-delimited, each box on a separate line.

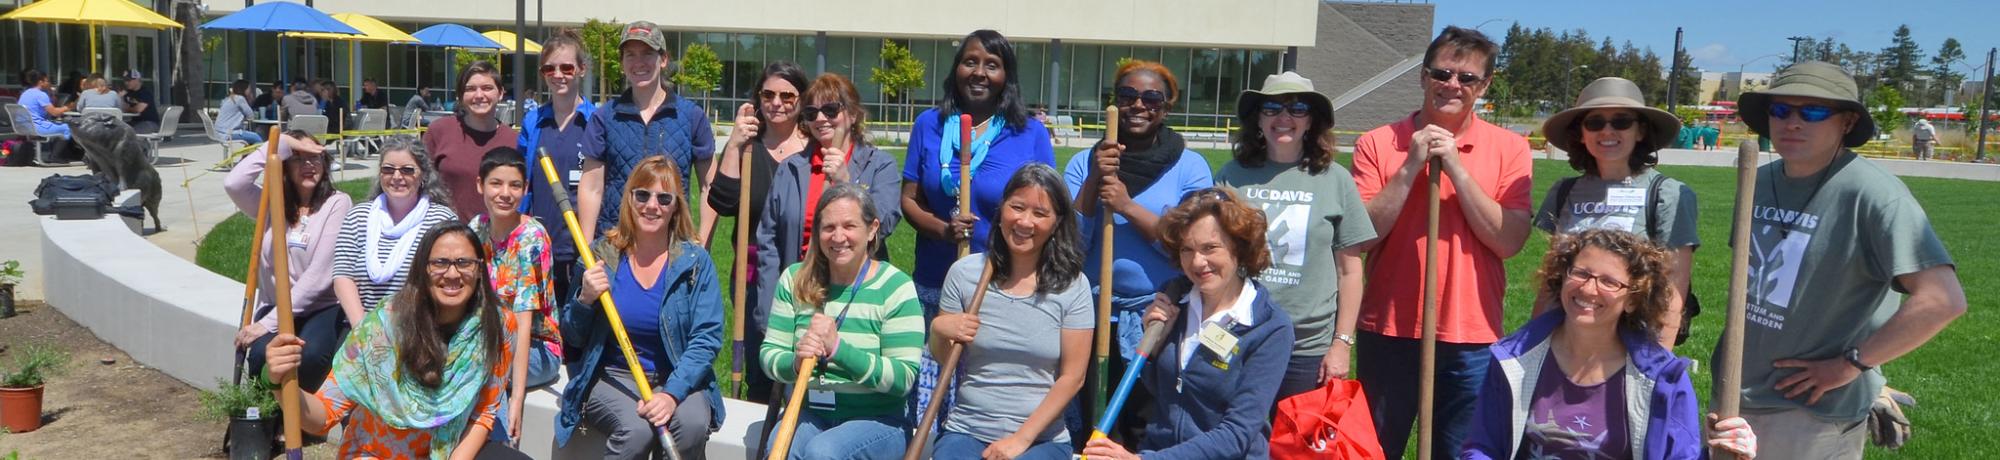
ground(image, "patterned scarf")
xmin=333 ymin=306 xmax=490 ymax=459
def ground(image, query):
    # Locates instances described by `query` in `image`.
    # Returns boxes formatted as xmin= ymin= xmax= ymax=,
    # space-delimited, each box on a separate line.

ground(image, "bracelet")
xmin=1335 ymin=333 xmax=1356 ymax=347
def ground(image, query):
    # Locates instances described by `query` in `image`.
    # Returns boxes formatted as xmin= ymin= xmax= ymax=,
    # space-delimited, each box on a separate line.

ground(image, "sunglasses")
xmin=759 ymin=90 xmax=799 ymax=104
xmin=427 ymin=257 xmax=481 ymax=275
xmin=1259 ymin=100 xmax=1313 ymax=118
xmin=1179 ymin=187 xmax=1234 ymax=204
xmin=380 ymin=165 xmax=419 ymax=177
xmin=1768 ymin=103 xmax=1838 ymax=123
xmin=1114 ymin=86 xmax=1168 ymax=108
xmin=800 ymin=102 xmax=845 ymax=122
xmin=1582 ymin=116 xmax=1638 ymax=132
xmin=1424 ymin=67 xmax=1486 ymax=85
xmin=631 ymin=189 xmax=677 ymax=207
xmin=539 ymin=63 xmax=577 ymax=76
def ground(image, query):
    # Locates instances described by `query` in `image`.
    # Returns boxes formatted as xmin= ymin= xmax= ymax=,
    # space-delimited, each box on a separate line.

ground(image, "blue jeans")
xmin=1355 ymin=331 xmax=1490 ymax=460
xmin=930 ymin=432 xmax=1071 ymax=460
xmin=766 ymin=412 xmax=908 ymax=460
xmin=226 ymin=129 xmax=264 ymax=144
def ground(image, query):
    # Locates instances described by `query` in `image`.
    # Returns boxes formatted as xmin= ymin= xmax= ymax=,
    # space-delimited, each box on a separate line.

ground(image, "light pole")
xmin=1786 ymin=36 xmax=1810 ymax=62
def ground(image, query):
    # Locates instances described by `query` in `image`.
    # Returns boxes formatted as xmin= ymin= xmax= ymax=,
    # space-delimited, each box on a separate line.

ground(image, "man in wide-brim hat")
xmin=1725 ymin=61 xmax=1965 ymax=458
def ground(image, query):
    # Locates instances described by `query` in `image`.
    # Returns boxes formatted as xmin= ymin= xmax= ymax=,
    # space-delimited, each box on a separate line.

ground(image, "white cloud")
xmin=1691 ymin=43 xmax=1731 ymax=63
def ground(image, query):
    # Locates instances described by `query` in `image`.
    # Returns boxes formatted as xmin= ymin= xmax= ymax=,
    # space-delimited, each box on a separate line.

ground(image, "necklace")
xmin=1764 ymin=160 xmax=1834 ymax=238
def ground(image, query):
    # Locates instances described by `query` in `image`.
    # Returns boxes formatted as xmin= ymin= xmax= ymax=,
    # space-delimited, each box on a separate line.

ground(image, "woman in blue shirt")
xmin=555 ymin=156 xmax=724 ymax=459
xmin=15 ymin=70 xmax=72 ymax=140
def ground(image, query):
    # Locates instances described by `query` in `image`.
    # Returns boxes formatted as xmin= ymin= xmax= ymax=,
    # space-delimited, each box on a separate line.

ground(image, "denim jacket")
xmin=554 ymin=239 xmax=725 ymax=446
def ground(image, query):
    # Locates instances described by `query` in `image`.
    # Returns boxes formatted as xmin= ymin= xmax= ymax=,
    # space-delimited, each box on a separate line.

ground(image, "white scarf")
xmin=365 ymin=195 xmax=431 ymax=284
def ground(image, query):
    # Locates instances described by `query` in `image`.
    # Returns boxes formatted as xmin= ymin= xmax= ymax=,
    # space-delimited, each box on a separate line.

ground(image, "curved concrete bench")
xmin=40 ymin=207 xmax=770 ymax=458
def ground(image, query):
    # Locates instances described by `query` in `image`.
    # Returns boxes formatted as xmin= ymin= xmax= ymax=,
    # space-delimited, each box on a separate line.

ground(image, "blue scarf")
xmin=937 ymin=113 xmax=1006 ymax=198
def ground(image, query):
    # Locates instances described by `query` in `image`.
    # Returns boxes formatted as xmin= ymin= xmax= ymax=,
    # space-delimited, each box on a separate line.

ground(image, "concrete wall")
xmin=39 ymin=208 xmax=768 ymax=458
xmin=209 ymin=0 xmax=1318 ymax=49
xmin=1297 ymin=1 xmax=1434 ymax=137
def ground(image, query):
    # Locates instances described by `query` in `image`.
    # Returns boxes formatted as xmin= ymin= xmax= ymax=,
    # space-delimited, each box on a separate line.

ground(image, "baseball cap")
xmin=124 ymin=70 xmax=142 ymax=80
xmin=620 ymin=21 xmax=667 ymax=53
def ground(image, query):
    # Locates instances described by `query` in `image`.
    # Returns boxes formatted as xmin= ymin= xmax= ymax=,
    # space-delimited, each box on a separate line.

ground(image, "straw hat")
xmin=1540 ymin=77 xmax=1681 ymax=156
xmin=1738 ymin=61 xmax=1876 ymax=148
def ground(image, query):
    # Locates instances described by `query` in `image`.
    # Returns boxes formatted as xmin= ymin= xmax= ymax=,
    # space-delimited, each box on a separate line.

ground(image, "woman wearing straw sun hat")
xmin=1216 ymin=71 xmax=1377 ymax=401
xmin=1533 ymin=77 xmax=1700 ymax=351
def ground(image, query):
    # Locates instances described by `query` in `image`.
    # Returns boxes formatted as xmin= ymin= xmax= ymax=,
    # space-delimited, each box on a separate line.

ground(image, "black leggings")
xmin=471 ymin=438 xmax=532 ymax=460
xmin=244 ymin=306 xmax=349 ymax=392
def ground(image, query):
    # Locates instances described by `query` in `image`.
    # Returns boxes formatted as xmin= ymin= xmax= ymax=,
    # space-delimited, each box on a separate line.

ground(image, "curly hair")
xmin=1158 ymin=186 xmax=1272 ymax=279
xmin=1564 ymin=108 xmax=1661 ymax=175
xmin=369 ymin=139 xmax=455 ymax=207
xmin=1535 ymin=229 xmax=1675 ymax=337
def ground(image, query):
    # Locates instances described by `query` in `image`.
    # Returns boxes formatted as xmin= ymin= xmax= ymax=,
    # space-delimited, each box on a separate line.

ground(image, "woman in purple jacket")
xmin=1462 ymin=229 xmax=1756 ymax=459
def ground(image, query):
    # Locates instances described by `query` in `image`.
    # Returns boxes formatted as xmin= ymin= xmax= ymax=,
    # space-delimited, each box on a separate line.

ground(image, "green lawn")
xmin=196 ymin=147 xmax=1994 ymax=458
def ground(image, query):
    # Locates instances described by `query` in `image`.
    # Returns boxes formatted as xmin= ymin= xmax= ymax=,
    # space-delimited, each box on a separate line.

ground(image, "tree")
xmin=1930 ymin=38 xmax=1967 ymax=106
xmin=673 ymin=43 xmax=724 ymax=113
xmin=579 ymin=18 xmax=625 ymax=100
xmin=869 ymin=39 xmax=926 ymax=125
xmin=1868 ymin=85 xmax=1906 ymax=143
xmin=1878 ymin=25 xmax=1926 ymax=94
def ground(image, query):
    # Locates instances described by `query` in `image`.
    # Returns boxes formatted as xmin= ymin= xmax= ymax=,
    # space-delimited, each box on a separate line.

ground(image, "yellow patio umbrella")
xmin=0 ymin=0 xmax=183 ymax=73
xmin=480 ymin=30 xmax=540 ymax=54
xmin=280 ymin=12 xmax=416 ymax=43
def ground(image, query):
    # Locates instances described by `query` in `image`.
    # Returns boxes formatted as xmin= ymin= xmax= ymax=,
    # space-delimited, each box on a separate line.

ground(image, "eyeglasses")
xmin=380 ymin=165 xmax=419 ymax=177
xmin=1179 ymin=187 xmax=1234 ymax=205
xmin=759 ymin=90 xmax=799 ymax=104
xmin=800 ymin=102 xmax=845 ymax=122
xmin=1259 ymin=100 xmax=1313 ymax=118
xmin=1424 ymin=67 xmax=1485 ymax=85
xmin=1114 ymin=86 xmax=1168 ymax=109
xmin=1768 ymin=103 xmax=1837 ymax=123
xmin=1565 ymin=267 xmax=1630 ymax=293
xmin=539 ymin=63 xmax=577 ymax=76
xmin=1582 ymin=116 xmax=1638 ymax=132
xmin=427 ymin=257 xmax=481 ymax=275
xmin=631 ymin=189 xmax=677 ymax=207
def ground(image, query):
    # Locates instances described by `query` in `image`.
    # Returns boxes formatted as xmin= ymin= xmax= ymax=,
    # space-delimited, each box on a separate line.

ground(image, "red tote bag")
xmin=1270 ymin=378 xmax=1386 ymax=460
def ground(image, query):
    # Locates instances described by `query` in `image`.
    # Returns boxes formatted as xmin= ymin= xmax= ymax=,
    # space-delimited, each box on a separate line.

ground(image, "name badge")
xmin=1605 ymin=187 xmax=1646 ymax=207
xmin=567 ymin=168 xmax=583 ymax=187
xmin=1198 ymin=323 xmax=1240 ymax=363
xmin=807 ymin=389 xmax=836 ymax=411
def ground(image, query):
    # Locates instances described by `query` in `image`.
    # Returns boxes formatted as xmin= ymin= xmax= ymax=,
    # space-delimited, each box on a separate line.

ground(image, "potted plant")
xmin=0 ymin=344 xmax=69 ymax=433
xmin=0 ymin=260 xmax=21 ymax=319
xmin=200 ymin=375 xmax=279 ymax=460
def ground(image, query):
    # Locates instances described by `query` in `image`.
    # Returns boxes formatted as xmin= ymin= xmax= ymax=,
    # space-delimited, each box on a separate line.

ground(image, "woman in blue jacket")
xmin=554 ymin=157 xmax=724 ymax=460
xmin=1462 ymin=229 xmax=1756 ymax=459
xmin=1083 ymin=187 xmax=1295 ymax=460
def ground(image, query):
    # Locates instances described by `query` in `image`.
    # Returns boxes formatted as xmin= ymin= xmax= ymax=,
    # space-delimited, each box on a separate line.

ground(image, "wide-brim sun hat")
xmin=1738 ymin=61 xmax=1877 ymax=148
xmin=1237 ymin=71 xmax=1334 ymax=127
xmin=1540 ymin=77 xmax=1681 ymax=156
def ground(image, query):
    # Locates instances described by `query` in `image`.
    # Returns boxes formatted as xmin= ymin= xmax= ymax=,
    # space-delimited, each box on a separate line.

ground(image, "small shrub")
xmin=198 ymin=374 xmax=278 ymax=421
xmin=0 ymin=344 xmax=69 ymax=388
xmin=0 ymin=260 xmax=21 ymax=286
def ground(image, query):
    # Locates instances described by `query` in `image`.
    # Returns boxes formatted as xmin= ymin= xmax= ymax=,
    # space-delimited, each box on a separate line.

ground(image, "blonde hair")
xmin=604 ymin=157 xmax=696 ymax=259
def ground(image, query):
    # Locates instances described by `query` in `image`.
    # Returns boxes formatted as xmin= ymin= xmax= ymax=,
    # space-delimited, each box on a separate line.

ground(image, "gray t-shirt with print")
xmin=1534 ymin=168 xmax=1700 ymax=248
xmin=1719 ymin=152 xmax=1953 ymax=422
xmin=939 ymin=254 xmax=1094 ymax=444
xmin=1217 ymin=160 xmax=1377 ymax=355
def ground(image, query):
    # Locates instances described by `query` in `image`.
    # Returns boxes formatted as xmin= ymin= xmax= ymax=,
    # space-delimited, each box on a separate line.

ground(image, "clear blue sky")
xmin=1432 ymin=0 xmax=1999 ymax=76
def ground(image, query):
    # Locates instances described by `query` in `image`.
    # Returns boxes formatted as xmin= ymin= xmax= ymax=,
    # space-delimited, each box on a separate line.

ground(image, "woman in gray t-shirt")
xmin=1535 ymin=77 xmax=1699 ymax=349
xmin=929 ymin=164 xmax=1093 ymax=459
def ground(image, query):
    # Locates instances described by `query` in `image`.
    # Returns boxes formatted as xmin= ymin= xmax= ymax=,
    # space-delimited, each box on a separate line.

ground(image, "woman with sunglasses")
xmin=264 ymin=224 xmax=529 ymax=459
xmin=428 ymin=60 xmax=522 ymax=220
xmin=519 ymin=29 xmax=598 ymax=309
xmin=228 ymin=131 xmax=355 ymax=393
xmin=1063 ymin=60 xmax=1214 ymax=423
xmin=556 ymin=156 xmax=724 ymax=459
xmin=763 ymin=183 xmax=924 ymax=460
xmin=1462 ymin=229 xmax=1757 ymax=459
xmin=900 ymin=29 xmax=1055 ymax=313
xmin=1534 ymin=77 xmax=1698 ymax=350
xmin=333 ymin=140 xmax=460 ymax=325
xmin=751 ymin=72 xmax=904 ymax=401
xmin=1082 ymin=187 xmax=1294 ymax=460
xmin=1216 ymin=72 xmax=1377 ymax=400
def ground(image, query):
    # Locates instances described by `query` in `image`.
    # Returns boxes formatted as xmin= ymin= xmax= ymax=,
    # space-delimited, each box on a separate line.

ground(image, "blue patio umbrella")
xmin=410 ymin=23 xmax=504 ymax=104
xmin=201 ymin=1 xmax=361 ymax=111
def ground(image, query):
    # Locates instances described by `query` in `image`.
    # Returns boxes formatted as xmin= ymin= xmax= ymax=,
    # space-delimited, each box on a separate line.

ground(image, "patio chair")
xmin=137 ymin=106 xmax=182 ymax=164
xmin=5 ymin=103 xmax=66 ymax=165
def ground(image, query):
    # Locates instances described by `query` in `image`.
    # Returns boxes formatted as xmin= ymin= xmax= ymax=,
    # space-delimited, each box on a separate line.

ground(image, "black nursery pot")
xmin=226 ymin=416 xmax=275 ymax=460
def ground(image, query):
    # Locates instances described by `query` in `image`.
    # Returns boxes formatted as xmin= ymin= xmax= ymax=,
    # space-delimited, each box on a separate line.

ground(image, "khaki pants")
xmin=1742 ymin=408 xmax=1867 ymax=459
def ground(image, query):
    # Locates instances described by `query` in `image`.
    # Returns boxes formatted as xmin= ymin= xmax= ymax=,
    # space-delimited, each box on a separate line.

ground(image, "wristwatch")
xmin=1334 ymin=333 xmax=1357 ymax=347
xmin=1844 ymin=347 xmax=1874 ymax=372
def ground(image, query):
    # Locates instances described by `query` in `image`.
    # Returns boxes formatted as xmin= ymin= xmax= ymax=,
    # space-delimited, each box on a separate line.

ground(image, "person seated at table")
xmin=14 ymin=69 xmax=74 ymax=158
xmin=405 ymin=87 xmax=436 ymax=126
xmin=121 ymin=70 xmax=161 ymax=134
xmin=217 ymin=79 xmax=265 ymax=144
xmin=252 ymin=81 xmax=280 ymax=117
xmin=318 ymin=79 xmax=348 ymax=135
xmin=1460 ymin=229 xmax=1759 ymax=459
xmin=77 ymin=74 xmax=122 ymax=110
xmin=357 ymin=78 xmax=389 ymax=110
xmin=1083 ymin=186 xmax=1295 ymax=460
xmin=264 ymin=224 xmax=531 ymax=459
xmin=283 ymin=78 xmax=321 ymax=119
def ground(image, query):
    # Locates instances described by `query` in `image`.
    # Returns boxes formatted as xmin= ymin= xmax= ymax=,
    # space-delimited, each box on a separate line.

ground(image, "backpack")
xmin=29 ymin=174 xmax=116 ymax=220
xmin=1552 ymin=174 xmax=1703 ymax=346
xmin=1270 ymin=378 xmax=1385 ymax=459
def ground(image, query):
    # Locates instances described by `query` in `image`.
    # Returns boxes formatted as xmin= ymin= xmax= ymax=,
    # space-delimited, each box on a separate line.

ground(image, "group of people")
xmin=11 ymin=68 xmax=162 ymax=161
xmin=226 ymin=23 xmax=1964 ymax=460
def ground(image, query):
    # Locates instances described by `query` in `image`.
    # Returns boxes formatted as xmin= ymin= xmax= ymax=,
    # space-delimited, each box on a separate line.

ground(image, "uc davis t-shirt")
xmin=1533 ymin=168 xmax=1700 ymax=249
xmin=1722 ymin=152 xmax=1953 ymax=422
xmin=1217 ymin=160 xmax=1376 ymax=354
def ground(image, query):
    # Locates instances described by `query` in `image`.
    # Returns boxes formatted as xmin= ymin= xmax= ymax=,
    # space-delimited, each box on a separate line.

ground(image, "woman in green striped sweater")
xmin=762 ymin=183 xmax=927 ymax=459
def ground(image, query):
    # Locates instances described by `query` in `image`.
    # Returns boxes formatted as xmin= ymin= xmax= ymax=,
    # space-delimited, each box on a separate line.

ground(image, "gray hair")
xmin=369 ymin=138 xmax=454 ymax=207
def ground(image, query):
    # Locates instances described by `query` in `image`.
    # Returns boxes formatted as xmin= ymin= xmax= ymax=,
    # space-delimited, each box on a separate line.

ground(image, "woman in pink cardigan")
xmin=224 ymin=131 xmax=355 ymax=392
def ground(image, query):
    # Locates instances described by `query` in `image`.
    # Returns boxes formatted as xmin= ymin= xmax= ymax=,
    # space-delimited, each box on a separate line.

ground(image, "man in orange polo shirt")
xmin=1349 ymin=26 xmax=1533 ymax=458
